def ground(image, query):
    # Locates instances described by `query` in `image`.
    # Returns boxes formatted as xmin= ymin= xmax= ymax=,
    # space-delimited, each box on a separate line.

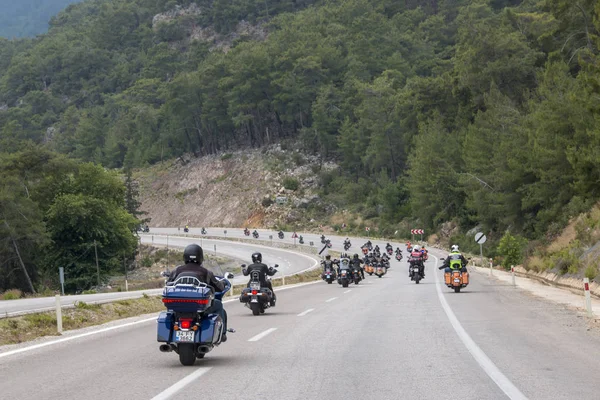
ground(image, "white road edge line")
xmin=431 ymin=254 xmax=528 ymax=400
xmin=343 ymin=290 xmax=352 ymax=293
xmin=325 ymin=297 xmax=337 ymax=303
xmin=297 ymin=308 xmax=315 ymax=317
xmin=248 ymin=328 xmax=278 ymax=342
xmin=150 ymin=367 xmax=212 ymax=400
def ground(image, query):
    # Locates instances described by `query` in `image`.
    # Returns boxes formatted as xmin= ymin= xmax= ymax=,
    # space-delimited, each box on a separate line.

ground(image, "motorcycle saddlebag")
xmin=157 ymin=311 xmax=173 ymax=342
xmin=462 ymin=272 xmax=469 ymax=285
xmin=444 ymin=272 xmax=451 ymax=285
xmin=199 ymin=313 xmax=223 ymax=344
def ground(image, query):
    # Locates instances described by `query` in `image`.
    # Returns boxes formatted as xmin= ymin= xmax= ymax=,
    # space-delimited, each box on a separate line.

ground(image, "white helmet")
xmin=451 ymin=245 xmax=459 ymax=252
xmin=413 ymin=245 xmax=421 ymax=252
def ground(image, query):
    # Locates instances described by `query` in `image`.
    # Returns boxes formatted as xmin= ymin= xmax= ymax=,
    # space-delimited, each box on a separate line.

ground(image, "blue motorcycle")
xmin=157 ymin=271 xmax=233 ymax=365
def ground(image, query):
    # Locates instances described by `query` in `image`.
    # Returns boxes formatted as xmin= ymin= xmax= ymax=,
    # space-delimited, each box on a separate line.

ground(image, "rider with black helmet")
xmin=243 ymin=252 xmax=278 ymax=306
xmin=167 ymin=244 xmax=229 ymax=341
xmin=350 ymin=253 xmax=365 ymax=279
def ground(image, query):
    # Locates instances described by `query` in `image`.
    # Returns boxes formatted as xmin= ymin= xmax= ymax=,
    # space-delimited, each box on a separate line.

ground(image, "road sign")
xmin=410 ymin=229 xmax=424 ymax=235
xmin=475 ymin=232 xmax=487 ymax=244
xmin=276 ymin=196 xmax=288 ymax=205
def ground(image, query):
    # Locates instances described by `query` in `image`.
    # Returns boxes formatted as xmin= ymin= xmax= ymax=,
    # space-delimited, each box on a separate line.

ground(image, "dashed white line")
xmin=343 ymin=290 xmax=352 ymax=293
xmin=431 ymin=254 xmax=528 ymax=400
xmin=325 ymin=297 xmax=337 ymax=303
xmin=248 ymin=328 xmax=278 ymax=342
xmin=297 ymin=308 xmax=315 ymax=317
xmin=151 ymin=367 xmax=212 ymax=400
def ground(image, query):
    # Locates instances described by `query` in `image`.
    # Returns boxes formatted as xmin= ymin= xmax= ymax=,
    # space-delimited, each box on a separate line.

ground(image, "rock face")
xmin=152 ymin=4 xmax=202 ymax=27
xmin=136 ymin=146 xmax=338 ymax=228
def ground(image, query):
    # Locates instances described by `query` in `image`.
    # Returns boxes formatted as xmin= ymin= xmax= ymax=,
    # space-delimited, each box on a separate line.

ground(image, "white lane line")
xmin=297 ymin=308 xmax=315 ymax=317
xmin=248 ymin=328 xmax=278 ymax=342
xmin=150 ymin=367 xmax=212 ymax=400
xmin=325 ymin=297 xmax=337 ymax=303
xmin=343 ymin=290 xmax=352 ymax=293
xmin=431 ymin=254 xmax=528 ymax=400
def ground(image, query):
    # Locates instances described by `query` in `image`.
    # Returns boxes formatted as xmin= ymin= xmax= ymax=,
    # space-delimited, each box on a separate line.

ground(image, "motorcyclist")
xmin=243 ymin=252 xmax=277 ymax=306
xmin=344 ymin=238 xmax=351 ymax=248
xmin=244 ymin=227 xmax=250 ymax=235
xmin=184 ymin=224 xmax=189 ymax=232
xmin=350 ymin=253 xmax=365 ymax=279
xmin=321 ymin=234 xmax=326 ymax=243
xmin=201 ymin=227 xmax=207 ymax=234
xmin=406 ymin=241 xmax=412 ymax=252
xmin=167 ymin=244 xmax=229 ymax=342
xmin=439 ymin=245 xmax=469 ymax=273
xmin=252 ymin=229 xmax=259 ymax=237
xmin=386 ymin=243 xmax=393 ymax=252
xmin=278 ymin=230 xmax=284 ymax=238
xmin=409 ymin=244 xmax=425 ymax=277
xmin=373 ymin=245 xmax=381 ymax=258
xmin=421 ymin=246 xmax=429 ymax=260
xmin=321 ymin=255 xmax=338 ymax=278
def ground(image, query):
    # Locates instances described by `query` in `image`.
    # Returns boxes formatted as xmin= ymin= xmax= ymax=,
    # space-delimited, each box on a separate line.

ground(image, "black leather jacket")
xmin=243 ymin=262 xmax=276 ymax=285
xmin=167 ymin=262 xmax=224 ymax=292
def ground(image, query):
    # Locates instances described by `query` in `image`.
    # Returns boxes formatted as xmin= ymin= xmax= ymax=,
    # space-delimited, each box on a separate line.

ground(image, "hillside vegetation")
xmin=2 ymin=0 xmax=600 ymax=288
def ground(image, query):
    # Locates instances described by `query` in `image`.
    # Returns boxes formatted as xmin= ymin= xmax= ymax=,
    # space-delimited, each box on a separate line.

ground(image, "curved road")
xmin=1 ymin=230 xmax=599 ymax=399
xmin=0 ymin=237 xmax=319 ymax=318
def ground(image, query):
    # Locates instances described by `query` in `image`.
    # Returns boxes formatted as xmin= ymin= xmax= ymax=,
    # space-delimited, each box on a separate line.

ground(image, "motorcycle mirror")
xmin=226 ymin=273 xmax=234 ymax=279
xmin=160 ymin=271 xmax=169 ymax=277
xmin=440 ymin=258 xmax=445 ymax=261
xmin=241 ymin=264 xmax=246 ymax=268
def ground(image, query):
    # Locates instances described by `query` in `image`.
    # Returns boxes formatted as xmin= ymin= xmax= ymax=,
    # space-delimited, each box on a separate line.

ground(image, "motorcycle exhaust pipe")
xmin=197 ymin=346 xmax=211 ymax=354
xmin=159 ymin=344 xmax=173 ymax=353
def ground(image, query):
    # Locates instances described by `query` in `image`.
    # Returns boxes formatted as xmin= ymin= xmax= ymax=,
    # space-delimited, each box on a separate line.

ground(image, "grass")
xmin=0 ymin=296 xmax=164 ymax=346
xmin=2 ymin=289 xmax=22 ymax=300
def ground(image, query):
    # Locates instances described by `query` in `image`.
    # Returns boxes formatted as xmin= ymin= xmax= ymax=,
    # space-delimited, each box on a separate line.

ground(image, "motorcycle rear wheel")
xmin=454 ymin=287 xmax=461 ymax=293
xmin=251 ymin=303 xmax=260 ymax=316
xmin=178 ymin=344 xmax=196 ymax=366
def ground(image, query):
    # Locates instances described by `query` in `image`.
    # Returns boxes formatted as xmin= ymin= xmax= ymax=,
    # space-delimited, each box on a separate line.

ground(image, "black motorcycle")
xmin=409 ymin=258 xmax=424 ymax=284
xmin=299 ymin=236 xmax=304 ymax=244
xmin=184 ymin=227 xmax=189 ymax=233
xmin=395 ymin=252 xmax=403 ymax=261
xmin=321 ymin=235 xmax=326 ymax=244
xmin=239 ymin=266 xmax=278 ymax=315
xmin=201 ymin=228 xmax=207 ymax=235
xmin=244 ymin=229 xmax=250 ymax=236
xmin=252 ymin=231 xmax=259 ymax=239
xmin=337 ymin=259 xmax=351 ymax=288
xmin=322 ymin=264 xmax=337 ymax=284
xmin=278 ymin=231 xmax=284 ymax=239
xmin=344 ymin=241 xmax=351 ymax=251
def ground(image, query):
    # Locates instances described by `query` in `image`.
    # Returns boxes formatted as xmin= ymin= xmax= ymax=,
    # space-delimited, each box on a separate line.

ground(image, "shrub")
xmin=497 ymin=232 xmax=527 ymax=270
xmin=24 ymin=313 xmax=56 ymax=328
xmin=262 ymin=197 xmax=274 ymax=207
xmin=282 ymin=177 xmax=300 ymax=191
xmin=75 ymin=301 xmax=101 ymax=310
xmin=2 ymin=289 xmax=22 ymax=300
xmin=141 ymin=256 xmax=153 ymax=268
xmin=220 ymin=153 xmax=233 ymax=160
xmin=585 ymin=264 xmax=598 ymax=281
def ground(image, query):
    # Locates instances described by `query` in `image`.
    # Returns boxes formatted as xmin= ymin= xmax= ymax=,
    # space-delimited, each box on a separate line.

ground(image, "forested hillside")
xmin=0 ymin=0 xmax=83 ymax=38
xmin=1 ymin=0 xmax=600 ymax=292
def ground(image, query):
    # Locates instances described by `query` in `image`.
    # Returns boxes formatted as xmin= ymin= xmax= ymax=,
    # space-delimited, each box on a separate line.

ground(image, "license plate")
xmin=454 ymin=278 xmax=461 ymax=283
xmin=326 ymin=274 xmax=330 ymax=278
xmin=251 ymin=298 xmax=258 ymax=303
xmin=175 ymin=331 xmax=195 ymax=343
xmin=250 ymin=283 xmax=260 ymax=290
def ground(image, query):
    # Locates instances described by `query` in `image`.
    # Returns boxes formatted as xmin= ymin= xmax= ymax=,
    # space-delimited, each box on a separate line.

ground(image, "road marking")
xmin=325 ymin=297 xmax=337 ymax=303
xmin=343 ymin=290 xmax=352 ymax=293
xmin=431 ymin=254 xmax=528 ymax=400
xmin=297 ymin=308 xmax=315 ymax=317
xmin=248 ymin=328 xmax=277 ymax=342
xmin=150 ymin=367 xmax=212 ymax=400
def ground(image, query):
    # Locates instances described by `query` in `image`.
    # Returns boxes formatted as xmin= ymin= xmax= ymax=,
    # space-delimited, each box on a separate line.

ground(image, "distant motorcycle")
xmin=344 ymin=241 xmax=351 ymax=251
xmin=337 ymin=258 xmax=351 ymax=288
xmin=278 ymin=231 xmax=284 ymax=239
xmin=184 ymin=227 xmax=189 ymax=233
xmin=299 ymin=236 xmax=304 ymax=244
xmin=201 ymin=228 xmax=207 ymax=235
xmin=321 ymin=235 xmax=326 ymax=244
xmin=322 ymin=264 xmax=337 ymax=284
xmin=439 ymin=257 xmax=469 ymax=293
xmin=386 ymin=248 xmax=393 ymax=256
xmin=374 ymin=262 xmax=386 ymax=278
xmin=157 ymin=272 xmax=234 ymax=365
xmin=395 ymin=252 xmax=403 ymax=261
xmin=239 ymin=265 xmax=278 ymax=315
xmin=244 ymin=229 xmax=250 ymax=236
xmin=252 ymin=231 xmax=259 ymax=239
xmin=351 ymin=266 xmax=362 ymax=285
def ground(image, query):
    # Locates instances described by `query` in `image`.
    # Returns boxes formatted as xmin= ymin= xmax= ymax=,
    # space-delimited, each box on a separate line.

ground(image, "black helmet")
xmin=353 ymin=254 xmax=359 ymax=259
xmin=325 ymin=255 xmax=331 ymax=260
xmin=183 ymin=244 xmax=203 ymax=264
xmin=252 ymin=252 xmax=262 ymax=263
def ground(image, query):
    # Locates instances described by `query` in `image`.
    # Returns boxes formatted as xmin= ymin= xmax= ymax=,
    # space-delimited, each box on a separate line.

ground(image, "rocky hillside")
xmin=136 ymin=145 xmax=337 ymax=228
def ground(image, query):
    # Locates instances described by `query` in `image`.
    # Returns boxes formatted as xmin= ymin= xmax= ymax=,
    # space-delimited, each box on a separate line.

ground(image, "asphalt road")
xmin=0 ymin=237 xmax=319 ymax=318
xmin=1 ymin=241 xmax=599 ymax=399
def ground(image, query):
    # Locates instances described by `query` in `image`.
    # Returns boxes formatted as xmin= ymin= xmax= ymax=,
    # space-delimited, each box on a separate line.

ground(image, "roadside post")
xmin=55 ymin=295 xmax=63 ymax=334
xmin=269 ymin=235 xmax=273 ymax=247
xmin=214 ymin=244 xmax=217 ymax=257
xmin=224 ymin=229 xmax=227 ymax=238
xmin=58 ymin=267 xmax=65 ymax=296
xmin=584 ymin=278 xmax=593 ymax=318
xmin=489 ymin=258 xmax=493 ymax=276
xmin=474 ymin=232 xmax=487 ymax=267
xmin=511 ymin=265 xmax=516 ymax=286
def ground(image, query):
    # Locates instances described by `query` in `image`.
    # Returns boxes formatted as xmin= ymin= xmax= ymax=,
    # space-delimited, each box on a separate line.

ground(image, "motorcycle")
xmin=337 ymin=258 xmax=351 ymax=288
xmin=364 ymin=262 xmax=374 ymax=276
xmin=440 ymin=258 xmax=469 ymax=293
xmin=365 ymin=242 xmax=373 ymax=251
xmin=386 ymin=248 xmax=393 ymax=256
xmin=375 ymin=263 xmax=386 ymax=278
xmin=409 ymin=260 xmax=423 ymax=284
xmin=239 ymin=265 xmax=278 ymax=315
xmin=395 ymin=252 xmax=403 ymax=261
xmin=278 ymin=231 xmax=284 ymax=239
xmin=244 ymin=229 xmax=250 ymax=236
xmin=201 ymin=228 xmax=207 ymax=235
xmin=184 ymin=227 xmax=189 ymax=233
xmin=252 ymin=231 xmax=259 ymax=239
xmin=157 ymin=264 xmax=234 ymax=366
xmin=322 ymin=264 xmax=337 ymax=284
xmin=344 ymin=241 xmax=351 ymax=251
xmin=299 ymin=236 xmax=304 ymax=244
xmin=321 ymin=235 xmax=326 ymax=244
xmin=351 ymin=266 xmax=362 ymax=284
xmin=361 ymin=247 xmax=369 ymax=256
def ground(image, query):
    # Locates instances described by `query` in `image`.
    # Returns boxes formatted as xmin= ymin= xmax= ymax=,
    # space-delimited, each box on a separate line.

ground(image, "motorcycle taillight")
xmin=252 ymin=290 xmax=258 ymax=295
